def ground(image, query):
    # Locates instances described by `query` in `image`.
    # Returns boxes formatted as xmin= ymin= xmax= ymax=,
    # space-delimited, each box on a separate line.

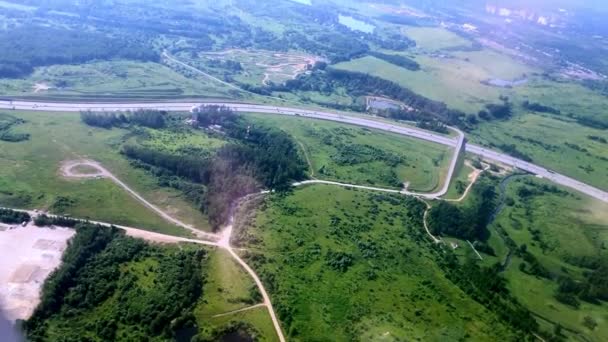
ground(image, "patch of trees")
xmin=572 ymin=115 xmax=608 ymax=130
xmin=440 ymin=257 xmax=539 ymax=335
xmin=587 ymin=135 xmax=607 ymax=144
xmin=325 ymin=250 xmax=354 ymax=272
xmin=0 ymin=26 xmax=157 ymax=78
xmin=427 ymin=178 xmax=497 ymax=241
xmin=0 ymin=113 xmax=29 ymax=142
xmin=123 ymin=108 xmax=306 ymax=229
xmin=522 ymin=100 xmax=560 ymax=114
xmin=0 ymin=208 xmax=30 ymax=224
xmin=492 ymin=143 xmax=533 ymax=162
xmin=478 ymin=97 xmax=513 ymax=121
xmin=24 ymin=223 xmax=206 ymax=341
xmin=273 ymin=68 xmax=466 ymax=126
xmin=368 ymin=52 xmax=420 ymax=71
xmin=553 ymin=256 xmax=608 ymax=308
xmin=81 ymin=110 xmax=166 ymax=129
xmin=34 ymin=214 xmax=83 ymax=228
xmin=205 ymin=59 xmax=243 ymax=72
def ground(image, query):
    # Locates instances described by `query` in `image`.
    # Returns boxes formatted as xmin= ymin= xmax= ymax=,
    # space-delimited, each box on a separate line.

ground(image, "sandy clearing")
xmin=0 ymin=223 xmax=75 ymax=321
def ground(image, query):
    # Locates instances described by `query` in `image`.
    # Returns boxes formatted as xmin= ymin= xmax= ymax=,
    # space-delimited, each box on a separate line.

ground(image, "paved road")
xmin=1 ymin=99 xmax=606 ymax=203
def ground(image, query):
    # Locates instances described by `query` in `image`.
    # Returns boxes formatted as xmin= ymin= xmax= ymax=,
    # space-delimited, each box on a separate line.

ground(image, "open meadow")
xmin=246 ymin=113 xmax=451 ymax=191
xmin=235 ymin=185 xmax=518 ymax=341
xmin=0 ymin=110 xmax=213 ymax=235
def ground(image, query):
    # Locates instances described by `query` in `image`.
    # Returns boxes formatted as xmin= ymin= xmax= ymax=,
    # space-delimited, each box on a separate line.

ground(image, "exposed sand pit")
xmin=0 ymin=224 xmax=74 ymax=321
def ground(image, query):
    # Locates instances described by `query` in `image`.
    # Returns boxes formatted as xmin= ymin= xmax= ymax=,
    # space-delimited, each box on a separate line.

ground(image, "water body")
xmin=220 ymin=330 xmax=254 ymax=342
xmin=482 ymin=77 xmax=528 ymax=88
xmin=338 ymin=15 xmax=375 ymax=33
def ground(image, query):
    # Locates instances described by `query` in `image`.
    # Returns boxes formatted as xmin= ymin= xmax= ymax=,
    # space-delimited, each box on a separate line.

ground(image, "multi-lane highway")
xmin=2 ymin=99 xmax=607 ymax=203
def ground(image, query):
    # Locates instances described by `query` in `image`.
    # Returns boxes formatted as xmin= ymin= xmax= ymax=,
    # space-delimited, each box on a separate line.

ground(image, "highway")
xmin=1 ymin=99 xmax=607 ymax=203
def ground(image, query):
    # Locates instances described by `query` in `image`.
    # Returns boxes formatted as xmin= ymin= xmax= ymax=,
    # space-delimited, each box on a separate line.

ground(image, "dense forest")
xmin=24 ymin=223 xmax=206 ymax=341
xmin=427 ymin=176 xmax=497 ymax=242
xmin=0 ymin=26 xmax=157 ymax=78
xmin=120 ymin=106 xmax=306 ymax=229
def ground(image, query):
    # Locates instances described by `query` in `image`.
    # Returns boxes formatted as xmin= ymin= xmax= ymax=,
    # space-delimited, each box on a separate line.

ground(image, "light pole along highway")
xmin=1 ymin=99 xmax=607 ymax=203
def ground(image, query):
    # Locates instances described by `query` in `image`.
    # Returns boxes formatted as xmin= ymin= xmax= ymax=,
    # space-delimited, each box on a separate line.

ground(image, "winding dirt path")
xmin=61 ymin=160 xmax=219 ymax=241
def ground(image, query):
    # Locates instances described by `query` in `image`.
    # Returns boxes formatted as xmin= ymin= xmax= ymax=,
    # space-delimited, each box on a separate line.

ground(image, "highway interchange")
xmin=1 ymin=99 xmax=607 ymax=203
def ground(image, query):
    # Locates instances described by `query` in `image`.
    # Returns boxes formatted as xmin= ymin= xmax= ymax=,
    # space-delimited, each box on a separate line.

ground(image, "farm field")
xmin=246 ymin=113 xmax=451 ymax=191
xmin=403 ymin=26 xmax=473 ymax=52
xmin=487 ymin=176 xmax=608 ymax=342
xmin=236 ymin=185 xmax=518 ymax=341
xmin=0 ymin=60 xmax=240 ymax=101
xmin=0 ymin=110 xmax=212 ymax=235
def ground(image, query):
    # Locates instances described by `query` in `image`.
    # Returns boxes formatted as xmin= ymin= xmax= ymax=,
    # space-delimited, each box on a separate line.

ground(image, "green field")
xmin=403 ymin=26 xmax=473 ymax=52
xmin=247 ymin=113 xmax=451 ymax=191
xmin=334 ymin=49 xmax=535 ymax=113
xmin=471 ymin=112 xmax=608 ymax=191
xmin=0 ymin=60 xmax=240 ymax=101
xmin=0 ymin=110 xmax=212 ymax=234
xmin=486 ymin=176 xmax=608 ymax=341
xmin=193 ymin=248 xmax=278 ymax=341
xmin=236 ymin=185 xmax=517 ymax=341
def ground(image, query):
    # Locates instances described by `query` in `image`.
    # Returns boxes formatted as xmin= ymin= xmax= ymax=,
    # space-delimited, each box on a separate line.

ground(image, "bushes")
xmin=0 ymin=208 xmax=30 ymax=224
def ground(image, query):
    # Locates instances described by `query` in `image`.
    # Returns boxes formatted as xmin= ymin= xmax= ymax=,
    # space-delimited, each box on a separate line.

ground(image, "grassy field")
xmin=471 ymin=112 xmax=608 ymax=191
xmin=193 ymin=248 xmax=278 ymax=341
xmin=487 ymin=176 xmax=608 ymax=341
xmin=443 ymin=157 xmax=475 ymax=200
xmin=236 ymin=185 xmax=517 ymax=341
xmin=0 ymin=110 xmax=212 ymax=234
xmin=334 ymin=49 xmax=535 ymax=113
xmin=246 ymin=113 xmax=451 ymax=191
xmin=403 ymin=26 xmax=473 ymax=51
xmin=0 ymin=60 xmax=238 ymax=100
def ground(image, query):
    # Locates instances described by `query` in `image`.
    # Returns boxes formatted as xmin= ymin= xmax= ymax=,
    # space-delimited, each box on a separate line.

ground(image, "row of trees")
xmin=0 ymin=208 xmax=30 ymax=224
xmin=368 ymin=52 xmax=420 ymax=71
xmin=80 ymin=110 xmax=166 ymax=129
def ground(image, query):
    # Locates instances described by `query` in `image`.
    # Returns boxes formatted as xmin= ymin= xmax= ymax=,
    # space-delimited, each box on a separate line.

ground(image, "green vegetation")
xmin=122 ymin=106 xmax=306 ymax=229
xmin=0 ymin=207 xmax=30 ymax=224
xmin=236 ymin=185 xmax=521 ymax=341
xmin=0 ymin=110 xmax=207 ymax=235
xmin=486 ymin=176 xmax=608 ymax=341
xmin=0 ymin=113 xmax=30 ymax=142
xmin=247 ymin=114 xmax=450 ymax=191
xmin=24 ymin=223 xmax=206 ymax=341
xmin=402 ymin=26 xmax=474 ymax=52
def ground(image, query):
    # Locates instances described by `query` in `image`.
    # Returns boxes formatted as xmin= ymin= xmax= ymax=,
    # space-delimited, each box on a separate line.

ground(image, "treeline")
xmin=273 ymin=68 xmax=466 ymax=126
xmin=554 ymin=256 xmax=608 ymax=308
xmin=0 ymin=26 xmax=157 ymax=78
xmin=123 ymin=106 xmax=306 ymax=229
xmin=80 ymin=110 xmax=166 ymax=129
xmin=522 ymin=100 xmax=560 ymax=114
xmin=478 ymin=96 xmax=513 ymax=121
xmin=427 ymin=177 xmax=497 ymax=242
xmin=24 ymin=223 xmax=206 ymax=341
xmin=368 ymin=52 xmax=420 ymax=71
xmin=0 ymin=208 xmax=30 ymax=224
